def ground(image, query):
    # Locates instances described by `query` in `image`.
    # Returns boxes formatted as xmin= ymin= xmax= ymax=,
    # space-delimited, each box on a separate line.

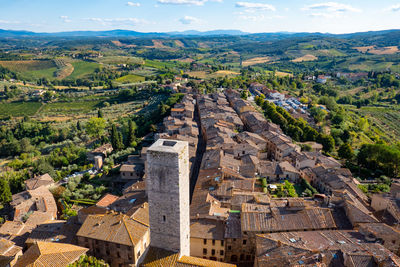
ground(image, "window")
xmin=203 ymin=239 xmax=207 ymax=245
xmin=212 ymin=240 xmax=215 ymax=246
xmin=243 ymin=240 xmax=247 ymax=245
xmin=221 ymin=240 xmax=224 ymax=246
xmin=246 ymin=255 xmax=251 ymax=261
xmin=228 ymin=246 xmax=231 ymax=251
xmin=212 ymin=249 xmax=216 ymax=256
xmin=240 ymin=254 xmax=244 ymax=261
xmin=117 ymin=252 xmax=120 ymax=257
xmin=220 ymin=250 xmax=224 ymax=256
xmin=106 ymin=250 xmax=110 ymax=256
xmin=203 ymin=248 xmax=207 ymax=255
xmin=117 ymin=244 xmax=120 ymax=249
xmin=163 ymin=215 xmax=166 ymax=222
xmin=128 ymin=253 xmax=132 ymax=260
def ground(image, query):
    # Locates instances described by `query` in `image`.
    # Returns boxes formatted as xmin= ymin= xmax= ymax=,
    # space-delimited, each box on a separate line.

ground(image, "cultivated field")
xmin=0 ymin=102 xmax=42 ymax=118
xmin=111 ymin=40 xmax=136 ymax=48
xmin=349 ymin=106 xmax=400 ymax=143
xmin=0 ymin=60 xmax=57 ymax=80
xmin=115 ymin=74 xmax=145 ymax=83
xmin=40 ymin=100 xmax=102 ymax=115
xmin=242 ymin=57 xmax=270 ymax=66
xmin=54 ymin=59 xmax=74 ymax=79
xmin=96 ymin=56 xmax=144 ymax=65
xmin=68 ymin=61 xmax=100 ymax=79
xmin=354 ymin=46 xmax=399 ymax=55
xmin=292 ymin=54 xmax=318 ymax=62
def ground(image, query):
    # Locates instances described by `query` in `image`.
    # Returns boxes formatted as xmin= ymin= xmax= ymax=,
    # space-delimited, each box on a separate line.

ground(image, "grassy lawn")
xmin=68 ymin=61 xmax=100 ymax=79
xmin=115 ymin=74 xmax=145 ymax=83
xmin=0 ymin=102 xmax=42 ymax=118
xmin=41 ymin=100 xmax=102 ymax=114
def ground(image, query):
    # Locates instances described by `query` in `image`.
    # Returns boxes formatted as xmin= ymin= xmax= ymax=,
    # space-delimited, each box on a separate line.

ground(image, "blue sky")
xmin=0 ymin=0 xmax=400 ymax=33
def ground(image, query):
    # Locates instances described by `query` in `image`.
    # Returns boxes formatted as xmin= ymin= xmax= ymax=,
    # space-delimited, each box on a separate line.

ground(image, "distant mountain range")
xmin=0 ymin=29 xmax=249 ymax=38
xmin=0 ymin=28 xmax=399 ymax=39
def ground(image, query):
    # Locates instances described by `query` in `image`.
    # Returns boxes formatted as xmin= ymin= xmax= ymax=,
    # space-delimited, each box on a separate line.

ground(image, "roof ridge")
xmin=122 ymin=216 xmax=135 ymax=246
xmin=132 ymin=217 xmax=149 ymax=227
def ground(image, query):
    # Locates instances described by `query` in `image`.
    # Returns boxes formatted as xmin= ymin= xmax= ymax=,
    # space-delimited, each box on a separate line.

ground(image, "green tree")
xmin=0 ymin=179 xmax=12 ymax=205
xmin=338 ymin=143 xmax=354 ymax=160
xmin=97 ymin=109 xmax=104 ymax=118
xmin=241 ymin=90 xmax=249 ymax=100
xmin=110 ymin=124 xmax=124 ymax=151
xmin=318 ymin=134 xmax=335 ymax=152
xmin=358 ymin=117 xmax=369 ymax=131
xmin=76 ymin=121 xmax=82 ymax=131
xmin=126 ymin=120 xmax=137 ymax=147
xmin=86 ymin=117 xmax=106 ymax=139
xmin=309 ymin=107 xmax=327 ymax=123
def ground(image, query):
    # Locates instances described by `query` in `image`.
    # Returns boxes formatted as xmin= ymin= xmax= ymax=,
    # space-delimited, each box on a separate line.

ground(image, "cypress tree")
xmin=76 ymin=121 xmax=82 ymax=131
xmin=98 ymin=109 xmax=104 ymax=118
xmin=126 ymin=120 xmax=136 ymax=147
xmin=111 ymin=124 xmax=124 ymax=151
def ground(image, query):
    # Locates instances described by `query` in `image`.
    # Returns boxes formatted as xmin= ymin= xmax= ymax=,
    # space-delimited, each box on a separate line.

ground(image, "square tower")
xmin=146 ymin=139 xmax=190 ymax=256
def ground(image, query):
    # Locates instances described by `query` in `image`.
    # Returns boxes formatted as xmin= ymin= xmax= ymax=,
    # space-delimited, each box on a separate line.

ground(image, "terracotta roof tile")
xmin=14 ymin=241 xmax=88 ymax=267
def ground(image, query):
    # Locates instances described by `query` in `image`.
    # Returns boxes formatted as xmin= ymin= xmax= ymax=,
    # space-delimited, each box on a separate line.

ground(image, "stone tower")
xmin=146 ymin=139 xmax=190 ymax=256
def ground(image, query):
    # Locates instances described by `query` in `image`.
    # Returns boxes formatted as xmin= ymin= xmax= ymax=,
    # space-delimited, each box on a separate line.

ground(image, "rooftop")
xmin=142 ymin=247 xmax=236 ymax=267
xmin=76 ymin=204 xmax=149 ymax=246
xmin=14 ymin=241 xmax=88 ymax=267
xmin=95 ymin=193 xmax=119 ymax=208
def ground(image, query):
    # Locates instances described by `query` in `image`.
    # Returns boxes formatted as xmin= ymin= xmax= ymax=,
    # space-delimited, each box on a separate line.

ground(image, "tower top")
xmin=147 ymin=139 xmax=188 ymax=154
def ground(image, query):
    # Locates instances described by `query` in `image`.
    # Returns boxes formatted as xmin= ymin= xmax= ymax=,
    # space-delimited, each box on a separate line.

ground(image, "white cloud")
xmin=60 ymin=16 xmax=72 ymax=23
xmin=385 ymin=3 xmax=400 ymax=12
xmin=179 ymin=15 xmax=200 ymax=24
xmin=86 ymin=17 xmax=146 ymax=26
xmin=302 ymin=2 xmax=361 ymax=12
xmin=235 ymin=2 xmax=276 ymax=11
xmin=302 ymin=2 xmax=361 ymax=18
xmin=127 ymin=2 xmax=141 ymax=7
xmin=158 ymin=0 xmax=221 ymax=5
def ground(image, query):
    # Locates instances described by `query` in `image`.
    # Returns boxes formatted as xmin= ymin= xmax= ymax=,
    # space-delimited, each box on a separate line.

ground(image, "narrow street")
xmin=189 ymin=95 xmax=206 ymax=203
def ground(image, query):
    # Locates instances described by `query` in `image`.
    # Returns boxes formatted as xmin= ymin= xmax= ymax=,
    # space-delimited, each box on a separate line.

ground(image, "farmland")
xmin=348 ymin=105 xmax=400 ymax=143
xmin=68 ymin=61 xmax=100 ymax=79
xmin=292 ymin=54 xmax=318 ymax=63
xmin=0 ymin=60 xmax=57 ymax=80
xmin=242 ymin=57 xmax=270 ymax=66
xmin=115 ymin=74 xmax=145 ymax=84
xmin=0 ymin=101 xmax=42 ymax=118
xmin=40 ymin=100 xmax=103 ymax=115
